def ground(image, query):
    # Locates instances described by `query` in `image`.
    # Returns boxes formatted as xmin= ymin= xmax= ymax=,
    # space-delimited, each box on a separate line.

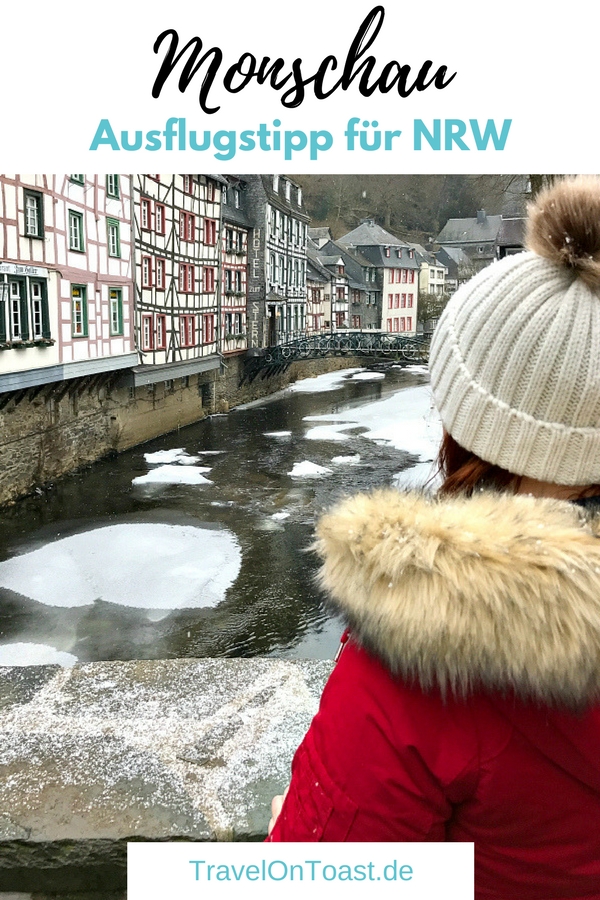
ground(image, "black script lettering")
xmin=152 ymin=30 xmax=223 ymax=114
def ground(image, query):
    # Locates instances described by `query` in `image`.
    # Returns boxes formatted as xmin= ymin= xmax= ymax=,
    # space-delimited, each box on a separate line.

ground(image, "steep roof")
xmin=338 ymin=219 xmax=405 ymax=247
xmin=437 ymin=213 xmax=502 ymax=245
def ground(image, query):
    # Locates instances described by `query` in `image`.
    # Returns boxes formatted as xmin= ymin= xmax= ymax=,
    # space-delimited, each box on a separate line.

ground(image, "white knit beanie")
xmin=430 ymin=177 xmax=600 ymax=485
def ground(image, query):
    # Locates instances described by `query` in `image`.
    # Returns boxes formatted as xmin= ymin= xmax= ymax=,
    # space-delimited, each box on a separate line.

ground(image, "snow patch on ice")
xmin=0 ymin=524 xmax=242 ymax=610
xmin=351 ymin=371 xmax=385 ymax=381
xmin=304 ymin=424 xmax=351 ymax=442
xmin=332 ymin=454 xmax=361 ymax=465
xmin=302 ymin=384 xmax=442 ymax=460
xmin=271 ymin=512 xmax=291 ymax=520
xmin=288 ymin=461 xmax=333 ymax=478
xmin=0 ymin=642 xmax=77 ymax=667
xmin=144 ymin=448 xmax=199 ymax=465
xmin=288 ymin=368 xmax=363 ymax=393
xmin=133 ymin=465 xmax=212 ymax=485
xmin=264 ymin=431 xmax=292 ymax=438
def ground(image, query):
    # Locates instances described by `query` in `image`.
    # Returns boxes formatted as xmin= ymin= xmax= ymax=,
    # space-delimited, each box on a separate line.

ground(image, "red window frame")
xmin=141 ymin=198 xmax=151 ymax=231
xmin=409 ymin=271 xmax=415 ymax=284
xmin=407 ymin=317 xmax=412 ymax=331
xmin=141 ymin=313 xmax=154 ymax=350
xmin=155 ymin=258 xmax=166 ymax=291
xmin=388 ymin=294 xmax=393 ymax=309
xmin=401 ymin=294 xmax=406 ymax=308
xmin=180 ymin=314 xmax=195 ymax=347
xmin=387 ymin=318 xmax=392 ymax=331
xmin=207 ymin=181 xmax=216 ymax=202
xmin=401 ymin=269 xmax=408 ymax=283
xmin=400 ymin=317 xmax=406 ymax=331
xmin=202 ymin=313 xmax=215 ymax=345
xmin=407 ymin=294 xmax=413 ymax=308
xmin=180 ymin=211 xmax=195 ymax=242
xmin=141 ymin=256 xmax=153 ymax=288
xmin=156 ymin=314 xmax=167 ymax=350
xmin=183 ymin=175 xmax=194 ymax=195
xmin=204 ymin=218 xmax=216 ymax=246
xmin=179 ymin=264 xmax=194 ymax=293
xmin=204 ymin=267 xmax=215 ymax=293
xmin=155 ymin=203 xmax=166 ymax=235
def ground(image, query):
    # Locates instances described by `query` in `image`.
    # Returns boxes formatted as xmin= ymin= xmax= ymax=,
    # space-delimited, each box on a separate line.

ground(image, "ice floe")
xmin=133 ymin=465 xmax=213 ymax=485
xmin=264 ymin=431 xmax=292 ymax=438
xmin=288 ymin=368 xmax=363 ymax=393
xmin=332 ymin=454 xmax=361 ymax=465
xmin=288 ymin=461 xmax=333 ymax=478
xmin=350 ymin=371 xmax=385 ymax=381
xmin=0 ymin=523 xmax=241 ymax=609
xmin=144 ymin=448 xmax=199 ymax=464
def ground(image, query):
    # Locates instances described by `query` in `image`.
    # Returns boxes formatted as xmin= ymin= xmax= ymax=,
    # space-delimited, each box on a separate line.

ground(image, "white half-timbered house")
xmin=132 ymin=174 xmax=222 ymax=389
xmin=0 ymin=174 xmax=136 ymax=393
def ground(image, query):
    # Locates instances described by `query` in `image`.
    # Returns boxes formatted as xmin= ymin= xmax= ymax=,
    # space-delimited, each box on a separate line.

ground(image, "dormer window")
xmin=273 ymin=175 xmax=279 ymax=193
xmin=385 ymin=247 xmax=390 ymax=258
xmin=396 ymin=248 xmax=402 ymax=258
xmin=337 ymin=265 xmax=345 ymax=275
xmin=297 ymin=188 xmax=302 ymax=206
xmin=409 ymin=249 xmax=414 ymax=259
xmin=285 ymin=181 xmax=291 ymax=201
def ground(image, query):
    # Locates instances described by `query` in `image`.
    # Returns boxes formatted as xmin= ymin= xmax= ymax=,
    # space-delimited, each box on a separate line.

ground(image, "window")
xmin=352 ymin=315 xmax=361 ymax=328
xmin=285 ymin=181 xmax=291 ymax=201
xmin=24 ymin=190 xmax=43 ymax=238
xmin=222 ymin=186 xmax=228 ymax=205
xmin=142 ymin=313 xmax=154 ymax=350
xmin=234 ymin=188 xmax=241 ymax=209
xmin=30 ymin=281 xmax=47 ymax=339
xmin=183 ymin=175 xmax=194 ymax=194
xmin=180 ymin=211 xmax=195 ymax=242
xmin=236 ymin=230 xmax=244 ymax=252
xmin=155 ymin=203 xmax=166 ymax=235
xmin=69 ymin=210 xmax=84 ymax=251
xmin=106 ymin=175 xmax=120 ymax=198
xmin=109 ymin=288 xmax=123 ymax=335
xmin=393 ymin=318 xmax=399 ymax=332
xmin=207 ymin=181 xmax=216 ymax=202
xmin=155 ymin=258 xmax=166 ymax=290
xmin=407 ymin=317 xmax=412 ymax=330
xmin=225 ymin=269 xmax=233 ymax=293
xmin=70 ymin=175 xmax=84 ymax=184
xmin=107 ymin=218 xmax=121 ymax=257
xmin=409 ymin=271 xmax=415 ymax=283
xmin=401 ymin=294 xmax=406 ymax=308
xmin=297 ymin=187 xmax=302 ymax=206
xmin=141 ymin=198 xmax=151 ymax=230
xmin=8 ymin=280 xmax=27 ymax=340
xmin=385 ymin=247 xmax=390 ymax=258
xmin=407 ymin=294 xmax=413 ymax=308
xmin=235 ymin=269 xmax=243 ymax=293
xmin=204 ymin=218 xmax=216 ymax=245
xmin=203 ymin=314 xmax=215 ymax=344
xmin=401 ymin=269 xmax=407 ymax=283
xmin=225 ymin=228 xmax=234 ymax=252
xmin=156 ymin=314 xmax=167 ymax=350
xmin=180 ymin=314 xmax=195 ymax=347
xmin=273 ymin=175 xmax=279 ymax=192
xmin=71 ymin=285 xmax=88 ymax=337
xmin=203 ymin=267 xmax=215 ymax=293
xmin=179 ymin=263 xmax=194 ymax=293
xmin=387 ymin=318 xmax=392 ymax=331
xmin=394 ymin=294 xmax=400 ymax=308
xmin=400 ymin=317 xmax=406 ymax=331
xmin=142 ymin=256 xmax=153 ymax=287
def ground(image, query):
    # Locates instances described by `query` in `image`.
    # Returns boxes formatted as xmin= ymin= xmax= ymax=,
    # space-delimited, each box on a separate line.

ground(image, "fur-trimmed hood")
xmin=314 ymin=490 xmax=600 ymax=709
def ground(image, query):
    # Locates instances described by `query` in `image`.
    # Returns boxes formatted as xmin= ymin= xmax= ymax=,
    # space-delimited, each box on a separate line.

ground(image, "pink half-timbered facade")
xmin=132 ymin=175 xmax=221 ymax=386
xmin=0 ymin=175 xmax=136 ymax=391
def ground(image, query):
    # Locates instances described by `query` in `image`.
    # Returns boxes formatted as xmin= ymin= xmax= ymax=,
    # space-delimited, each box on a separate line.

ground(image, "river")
xmin=0 ymin=365 xmax=440 ymax=666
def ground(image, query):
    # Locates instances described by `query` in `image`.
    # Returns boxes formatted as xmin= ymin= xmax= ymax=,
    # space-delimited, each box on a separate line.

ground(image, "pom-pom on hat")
xmin=430 ymin=176 xmax=600 ymax=486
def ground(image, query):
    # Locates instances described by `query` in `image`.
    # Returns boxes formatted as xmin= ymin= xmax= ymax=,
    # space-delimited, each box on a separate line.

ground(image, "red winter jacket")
xmin=267 ymin=490 xmax=600 ymax=900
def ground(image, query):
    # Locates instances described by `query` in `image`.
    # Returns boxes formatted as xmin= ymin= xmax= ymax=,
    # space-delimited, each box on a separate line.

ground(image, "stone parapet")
xmin=0 ymin=659 xmax=332 ymax=894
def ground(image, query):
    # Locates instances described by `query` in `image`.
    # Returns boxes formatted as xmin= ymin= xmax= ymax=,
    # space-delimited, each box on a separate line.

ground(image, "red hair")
xmin=437 ymin=431 xmax=521 ymax=496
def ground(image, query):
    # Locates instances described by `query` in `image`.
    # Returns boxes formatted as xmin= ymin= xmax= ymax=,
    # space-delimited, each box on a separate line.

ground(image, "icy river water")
xmin=0 ymin=365 xmax=440 ymax=666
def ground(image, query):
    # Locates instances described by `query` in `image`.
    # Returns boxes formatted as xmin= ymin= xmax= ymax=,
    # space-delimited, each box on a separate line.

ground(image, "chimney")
xmin=477 ymin=209 xmax=487 ymax=225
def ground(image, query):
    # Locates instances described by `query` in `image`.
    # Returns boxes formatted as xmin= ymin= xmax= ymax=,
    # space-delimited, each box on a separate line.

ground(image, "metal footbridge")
xmin=242 ymin=331 xmax=429 ymax=383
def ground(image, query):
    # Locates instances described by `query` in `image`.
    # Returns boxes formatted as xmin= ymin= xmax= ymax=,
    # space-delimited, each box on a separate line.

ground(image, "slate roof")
xmin=436 ymin=213 xmax=502 ymax=245
xmin=338 ymin=219 xmax=405 ymax=247
xmin=496 ymin=217 xmax=526 ymax=248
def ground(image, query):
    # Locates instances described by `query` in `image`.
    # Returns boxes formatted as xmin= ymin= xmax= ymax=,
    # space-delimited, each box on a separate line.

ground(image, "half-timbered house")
xmin=131 ymin=174 xmax=222 ymax=390
xmin=0 ymin=174 xmax=136 ymax=394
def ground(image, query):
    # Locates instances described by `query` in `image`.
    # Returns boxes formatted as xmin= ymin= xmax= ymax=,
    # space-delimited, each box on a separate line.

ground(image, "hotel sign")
xmin=0 ymin=263 xmax=49 ymax=277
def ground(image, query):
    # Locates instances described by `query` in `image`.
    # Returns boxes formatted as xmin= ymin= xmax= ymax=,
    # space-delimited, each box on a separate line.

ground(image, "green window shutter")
xmin=18 ymin=281 xmax=29 ymax=340
xmin=0 ymin=297 xmax=6 ymax=343
xmin=41 ymin=283 xmax=51 ymax=339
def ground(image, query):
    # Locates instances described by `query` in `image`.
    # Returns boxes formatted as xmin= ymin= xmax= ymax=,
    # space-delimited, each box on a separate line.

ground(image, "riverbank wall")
xmin=0 ymin=657 xmax=331 ymax=896
xmin=0 ymin=354 xmax=368 ymax=507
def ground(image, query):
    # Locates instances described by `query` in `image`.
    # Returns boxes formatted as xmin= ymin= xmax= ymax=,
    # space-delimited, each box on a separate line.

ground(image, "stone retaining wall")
xmin=0 ymin=659 xmax=332 ymax=895
xmin=0 ymin=355 xmax=367 ymax=506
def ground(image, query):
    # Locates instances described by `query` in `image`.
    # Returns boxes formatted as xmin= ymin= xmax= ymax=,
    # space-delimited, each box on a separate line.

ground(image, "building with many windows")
xmin=220 ymin=176 xmax=250 ymax=356
xmin=131 ymin=174 xmax=222 ymax=389
xmin=242 ymin=175 xmax=309 ymax=347
xmin=0 ymin=174 xmax=136 ymax=393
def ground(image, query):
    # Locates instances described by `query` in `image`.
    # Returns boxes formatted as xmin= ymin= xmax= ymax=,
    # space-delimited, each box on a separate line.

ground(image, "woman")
xmin=267 ymin=177 xmax=600 ymax=900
